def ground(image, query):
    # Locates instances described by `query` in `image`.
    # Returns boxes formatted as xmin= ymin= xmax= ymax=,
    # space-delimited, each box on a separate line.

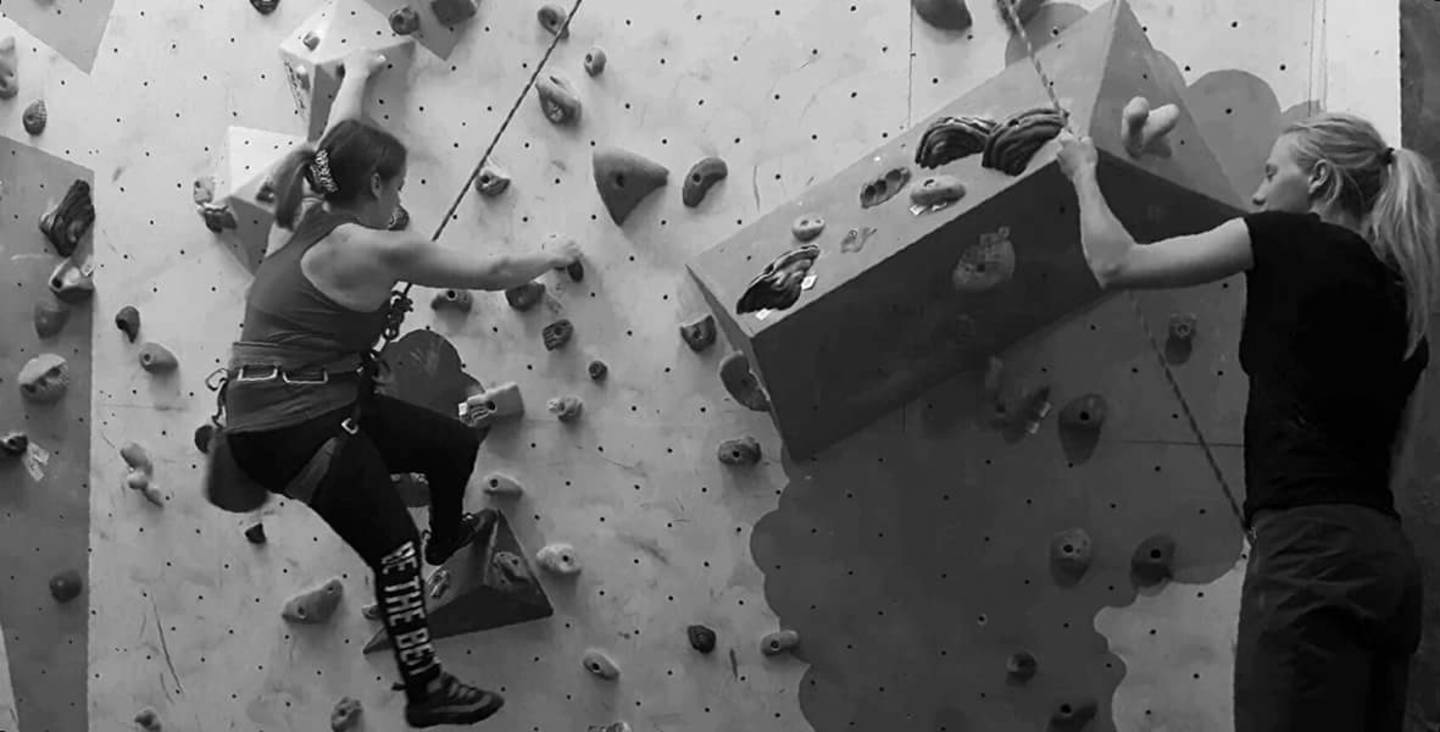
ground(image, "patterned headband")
xmin=311 ymin=148 xmax=339 ymax=194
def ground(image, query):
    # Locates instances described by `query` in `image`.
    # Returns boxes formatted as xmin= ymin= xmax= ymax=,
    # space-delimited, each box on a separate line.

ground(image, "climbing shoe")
xmin=404 ymin=671 xmax=505 ymax=727
xmin=423 ymin=509 xmax=496 ymax=566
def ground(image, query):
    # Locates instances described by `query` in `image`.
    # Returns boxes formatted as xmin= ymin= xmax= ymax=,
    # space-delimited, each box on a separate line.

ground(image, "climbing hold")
xmin=593 ymin=147 xmax=669 ymax=225
xmin=1006 ymin=650 xmax=1038 ymax=682
xmin=123 ymin=443 xmax=164 ymax=507
xmin=361 ymin=602 xmax=381 ymax=620
xmin=588 ymin=359 xmax=608 ymax=381
xmin=952 ymin=226 xmax=1016 ymax=294
xmin=193 ymin=421 xmax=215 ymax=454
xmin=481 ymin=472 xmax=524 ymax=498
xmin=584 ymin=47 xmax=607 ymax=76
xmin=244 ymin=522 xmax=267 ymax=544
xmin=389 ymin=7 xmax=421 ymax=35
xmin=388 ymin=204 xmax=410 ymax=231
xmin=916 ymin=115 xmax=997 ymax=169
xmin=201 ymin=203 xmax=238 ymax=233
xmin=1048 ymin=697 xmax=1099 ymax=732
xmin=582 ymin=648 xmax=620 ymax=680
xmin=281 ymin=577 xmax=344 ymax=623
xmin=430 ymin=0 xmax=478 ymax=26
xmin=427 ymin=568 xmax=452 ymax=600
xmin=840 ymin=226 xmax=877 ymax=254
xmin=459 ymin=382 xmax=525 ymax=428
xmin=475 ymin=164 xmax=512 ymax=197
xmin=719 ymin=352 xmax=771 ymax=412
xmin=49 ymin=568 xmax=82 ymax=603
xmin=430 ymin=288 xmax=474 ymax=313
xmin=250 ymin=0 xmax=279 ymax=14
xmin=536 ymin=543 xmax=581 ymax=575
xmin=1049 ymin=528 xmax=1092 ymax=587
xmin=33 ymin=299 xmax=69 ymax=339
xmin=561 ymin=259 xmax=585 ymax=282
xmin=995 ymin=0 xmax=1048 ymax=36
xmin=792 ymin=214 xmax=825 ymax=242
xmin=0 ymin=36 xmax=16 ymax=100
xmin=49 ymin=257 xmax=94 ymax=303
xmin=982 ymin=107 xmax=1064 ymax=176
xmin=679 ymin=314 xmax=717 ymax=352
xmin=1058 ymin=393 xmax=1106 ymax=432
xmin=504 ymin=280 xmax=545 ymax=310
xmin=911 ymin=175 xmax=967 ymax=208
xmin=687 ymin=624 xmax=717 ymax=654
xmin=115 ymin=305 xmax=141 ymax=342
xmin=18 ymin=354 xmax=69 ymax=404
xmin=587 ymin=724 xmax=631 ymax=732
xmin=1131 ymin=534 xmax=1177 ymax=587
xmin=682 ymin=157 xmax=728 ymax=208
xmin=121 ymin=442 xmax=153 ymax=476
xmin=256 ymin=176 xmax=277 ymax=203
xmin=330 ymin=697 xmax=363 ymax=731
xmin=39 ymin=179 xmax=95 ymax=258
xmin=543 ymin=319 xmax=574 ymax=350
xmin=22 ymin=99 xmax=46 ymax=135
xmin=139 ymin=343 xmax=179 ymax=374
xmin=537 ymin=4 xmax=570 ymax=38
xmin=536 ymin=73 xmax=582 ymax=125
xmin=736 ymin=244 xmax=820 ymax=315
xmin=301 ymin=30 xmax=321 ymax=51
xmin=134 ymin=707 xmax=163 ymax=732
xmin=860 ymin=166 xmax=912 ymax=208
xmin=912 ymin=0 xmax=973 ymax=31
xmin=760 ymin=629 xmax=800 ymax=656
xmin=1122 ymin=96 xmax=1180 ymax=159
xmin=717 ymin=437 xmax=761 ymax=466
xmin=548 ymin=395 xmax=584 ymax=422
xmin=1166 ymin=313 xmax=1197 ymax=363
xmin=0 ymin=431 xmax=27 ymax=458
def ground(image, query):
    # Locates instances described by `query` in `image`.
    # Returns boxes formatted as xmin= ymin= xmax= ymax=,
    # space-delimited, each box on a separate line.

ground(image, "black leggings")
xmin=228 ymin=394 xmax=481 ymax=699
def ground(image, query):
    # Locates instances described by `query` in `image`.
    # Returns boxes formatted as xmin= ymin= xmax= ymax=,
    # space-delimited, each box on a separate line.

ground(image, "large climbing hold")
xmin=281 ymin=577 xmax=344 ymax=623
xmin=430 ymin=0 xmax=478 ymax=26
xmin=548 ymin=395 xmax=584 ymax=422
xmin=593 ymin=147 xmax=669 ymax=225
xmin=134 ymin=707 xmax=163 ymax=731
xmin=0 ymin=431 xmax=28 ymax=459
xmin=49 ymin=257 xmax=95 ymax=303
xmin=18 ymin=354 xmax=70 ymax=404
xmin=982 ymin=107 xmax=1065 ymax=176
xmin=536 ymin=543 xmax=581 ymax=576
xmin=1049 ymin=528 xmax=1092 ymax=587
xmin=475 ymin=163 xmax=512 ymax=197
xmin=584 ymin=47 xmax=607 ymax=76
xmin=49 ymin=568 xmax=83 ymax=602
xmin=22 ymin=99 xmax=47 ymax=135
xmin=736 ymin=244 xmax=820 ymax=314
xmin=761 ymin=629 xmax=800 ymax=656
xmin=139 ymin=343 xmax=180 ymax=374
xmin=250 ymin=0 xmax=279 ymax=14
xmin=39 ymin=179 xmax=95 ymax=258
xmin=912 ymin=0 xmax=973 ymax=31
xmin=717 ymin=437 xmax=761 ymax=466
xmin=330 ymin=697 xmax=362 ymax=731
xmin=860 ymin=166 xmax=912 ymax=208
xmin=0 ymin=36 xmax=17 ymax=100
xmin=244 ymin=522 xmax=267 ymax=544
xmin=536 ymin=73 xmax=582 ymax=125
xmin=33 ymin=299 xmax=69 ymax=339
xmin=1131 ymin=534 xmax=1176 ymax=587
xmin=916 ymin=115 xmax=996 ymax=169
xmin=1058 ymin=393 xmax=1106 ymax=433
xmin=1048 ymin=697 xmax=1098 ymax=732
xmin=115 ymin=305 xmax=141 ymax=342
xmin=543 ymin=319 xmax=574 ymax=351
xmin=687 ymin=624 xmax=717 ymax=654
xmin=951 ymin=226 xmax=1016 ymax=294
xmin=481 ymin=472 xmax=524 ymax=498
xmin=504 ymin=280 xmax=545 ymax=310
xmin=682 ymin=157 xmax=728 ymax=208
xmin=679 ymin=314 xmax=717 ymax=352
xmin=537 ymin=4 xmax=570 ymax=38
xmin=431 ymin=288 xmax=474 ymax=313
xmin=1122 ymin=96 xmax=1180 ymax=159
xmin=1006 ymin=650 xmax=1038 ymax=682
xmin=582 ymin=649 xmax=620 ymax=680
xmin=719 ymin=352 xmax=771 ymax=412
xmin=459 ymin=382 xmax=525 ymax=429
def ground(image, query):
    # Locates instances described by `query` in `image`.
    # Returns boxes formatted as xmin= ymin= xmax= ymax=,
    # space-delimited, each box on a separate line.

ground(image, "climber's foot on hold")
xmin=406 ymin=671 xmax=505 ymax=728
xmin=424 ymin=510 xmax=493 ymax=566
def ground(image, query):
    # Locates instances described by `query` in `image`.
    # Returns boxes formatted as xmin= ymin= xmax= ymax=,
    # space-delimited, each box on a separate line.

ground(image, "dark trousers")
xmin=1235 ymin=503 xmax=1423 ymax=732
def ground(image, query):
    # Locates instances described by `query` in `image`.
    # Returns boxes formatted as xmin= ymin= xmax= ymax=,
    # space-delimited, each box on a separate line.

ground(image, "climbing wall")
xmin=0 ymin=0 xmax=1422 ymax=731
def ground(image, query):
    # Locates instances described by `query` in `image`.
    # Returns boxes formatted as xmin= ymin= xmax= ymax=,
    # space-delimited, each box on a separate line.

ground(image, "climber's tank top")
xmin=223 ymin=203 xmax=390 ymax=434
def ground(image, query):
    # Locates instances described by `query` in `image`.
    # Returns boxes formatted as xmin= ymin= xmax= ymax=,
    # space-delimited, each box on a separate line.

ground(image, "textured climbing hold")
xmin=430 ymin=0 xmax=478 ymax=25
xmin=682 ymin=157 xmax=728 ymax=208
xmin=582 ymin=648 xmax=620 ymax=680
xmin=536 ymin=543 xmax=581 ymax=575
xmin=200 ymin=203 xmax=238 ymax=233
xmin=115 ymin=305 xmax=141 ymax=342
xmin=679 ymin=314 xmax=717 ymax=352
xmin=536 ymin=73 xmax=582 ymax=125
xmin=717 ymin=437 xmax=761 ymax=466
xmin=916 ymin=115 xmax=996 ymax=169
xmin=912 ymin=0 xmax=973 ymax=31
xmin=0 ymin=431 xmax=27 ymax=458
xmin=584 ymin=47 xmax=607 ymax=76
xmin=250 ymin=0 xmax=279 ymax=14
xmin=687 ymin=624 xmax=717 ymax=654
xmin=792 ymin=214 xmax=825 ymax=242
xmin=475 ymin=164 xmax=512 ymax=197
xmin=22 ymin=99 xmax=46 ymax=135
xmin=49 ymin=568 xmax=82 ymax=602
xmin=537 ymin=4 xmax=570 ymax=37
xmin=1122 ymin=96 xmax=1180 ymax=159
xmin=593 ymin=147 xmax=669 ymax=225
xmin=39 ymin=179 xmax=95 ymax=258
xmin=388 ymin=204 xmax=410 ymax=231
xmin=840 ymin=226 xmax=877 ymax=253
xmin=1048 ymin=697 xmax=1098 ymax=732
xmin=982 ymin=107 xmax=1064 ymax=176
xmin=139 ymin=343 xmax=179 ymax=374
xmin=719 ymin=352 xmax=771 ymax=412
xmin=134 ymin=707 xmax=163 ymax=732
xmin=995 ymin=0 xmax=1048 ymax=36
xmin=427 ymin=568 xmax=452 ymax=600
xmin=33 ymin=299 xmax=69 ymax=339
xmin=481 ymin=472 xmax=524 ymax=498
xmin=281 ymin=577 xmax=344 ymax=623
xmin=504 ymin=280 xmax=545 ymax=310
xmin=244 ymin=522 xmax=267 ymax=544
xmin=543 ymin=319 xmax=574 ymax=350
xmin=1058 ymin=393 xmax=1106 ymax=432
xmin=330 ymin=697 xmax=362 ymax=731
xmin=431 ymin=288 xmax=474 ymax=313
xmin=588 ymin=359 xmax=608 ymax=381
xmin=736 ymin=244 xmax=820 ymax=314
xmin=1131 ymin=534 xmax=1176 ymax=587
xmin=911 ymin=175 xmax=967 ymax=208
xmin=0 ymin=36 xmax=16 ymax=100
xmin=952 ymin=226 xmax=1016 ymax=294
xmin=49 ymin=257 xmax=94 ymax=303
xmin=760 ymin=629 xmax=800 ymax=656
xmin=18 ymin=354 xmax=69 ymax=404
xmin=1006 ymin=650 xmax=1038 ymax=682
xmin=1049 ymin=528 xmax=1092 ymax=587
xmin=860 ymin=166 xmax=912 ymax=208
xmin=1168 ymin=313 xmax=1196 ymax=343
xmin=548 ymin=395 xmax=583 ymax=422
xmin=389 ymin=7 xmax=421 ymax=35
xmin=459 ymin=382 xmax=525 ymax=428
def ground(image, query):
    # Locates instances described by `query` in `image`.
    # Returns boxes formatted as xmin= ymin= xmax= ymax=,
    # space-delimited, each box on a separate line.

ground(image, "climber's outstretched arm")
xmin=323 ymin=50 xmax=389 ymax=139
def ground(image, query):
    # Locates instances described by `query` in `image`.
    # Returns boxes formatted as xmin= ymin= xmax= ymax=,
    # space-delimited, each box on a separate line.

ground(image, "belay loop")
xmin=382 ymin=288 xmax=414 ymax=343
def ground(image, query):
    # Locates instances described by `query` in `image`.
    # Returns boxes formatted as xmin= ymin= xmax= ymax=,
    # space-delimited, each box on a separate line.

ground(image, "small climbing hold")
xmin=1131 ymin=534 xmax=1176 ymax=587
xmin=584 ymin=47 xmax=607 ymax=76
xmin=593 ymin=147 xmax=670 ymax=225
xmin=0 ymin=431 xmax=27 ymax=458
xmin=588 ymin=724 xmax=631 ymax=732
xmin=561 ymin=259 xmax=585 ymax=282
xmin=22 ymin=99 xmax=46 ymax=135
xmin=1048 ymin=697 xmax=1099 ymax=732
xmin=134 ymin=707 xmax=163 ymax=732
xmin=139 ymin=343 xmax=180 ymax=374
xmin=475 ymin=163 xmax=512 ymax=197
xmin=536 ymin=73 xmax=582 ymax=125
xmin=39 ymin=179 xmax=95 ymax=258
xmin=201 ymin=203 xmax=238 ymax=233
xmin=33 ymin=299 xmax=69 ymax=339
xmin=193 ymin=177 xmax=216 ymax=205
xmin=840 ymin=226 xmax=877 ymax=254
xmin=582 ymin=648 xmax=620 ymax=680
xmin=1121 ymin=96 xmax=1180 ymax=159
xmin=50 ymin=568 xmax=82 ymax=603
xmin=430 ymin=288 xmax=474 ymax=313
xmin=1058 ymin=393 xmax=1106 ymax=432
xmin=1006 ymin=650 xmax=1038 ymax=682
xmin=982 ymin=107 xmax=1065 ymax=176
xmin=687 ymin=624 xmax=717 ymax=654
xmin=860 ymin=166 xmax=912 ymax=208
xmin=504 ymin=280 xmax=545 ymax=310
xmin=911 ymin=175 xmax=967 ymax=208
xmin=588 ymin=359 xmax=608 ymax=381
xmin=389 ymin=7 xmax=421 ymax=35
xmin=679 ymin=314 xmax=717 ymax=352
xmin=717 ymin=437 xmax=761 ymax=466
xmin=18 ymin=353 xmax=70 ymax=404
xmin=736 ymin=244 xmax=820 ymax=314
xmin=682 ymin=157 xmax=728 ymax=208
xmin=995 ymin=0 xmax=1048 ymax=36
xmin=49 ymin=257 xmax=94 ymax=303
xmin=543 ymin=319 xmax=574 ymax=350
xmin=122 ymin=442 xmax=164 ymax=507
xmin=193 ymin=421 xmax=215 ymax=454
xmin=388 ymin=204 xmax=410 ymax=231
xmin=537 ymin=4 xmax=570 ymax=38
xmin=760 ymin=629 xmax=800 ymax=656
xmin=0 ymin=36 xmax=16 ymax=100
xmin=459 ymin=382 xmax=525 ymax=428
xmin=916 ymin=115 xmax=996 ymax=169
xmin=244 ymin=522 xmax=267 ymax=544
xmin=250 ymin=0 xmax=279 ymax=14
xmin=792 ymin=214 xmax=825 ymax=242
xmin=912 ymin=0 xmax=973 ymax=31
xmin=430 ymin=0 xmax=478 ymax=26
xmin=330 ymin=697 xmax=363 ymax=731
xmin=427 ymin=568 xmax=452 ymax=600
xmin=115 ymin=305 xmax=141 ymax=342
xmin=719 ymin=352 xmax=771 ymax=412
xmin=481 ymin=472 xmax=523 ymax=498
xmin=548 ymin=395 xmax=584 ymax=422
xmin=536 ymin=543 xmax=581 ymax=575
xmin=1049 ymin=528 xmax=1092 ymax=587
xmin=281 ymin=577 xmax=344 ymax=623
xmin=1168 ymin=313 xmax=1196 ymax=343
xmin=361 ymin=602 xmax=381 ymax=620
xmin=301 ymin=31 xmax=321 ymax=51
xmin=952 ymin=226 xmax=1016 ymax=294
xmin=121 ymin=442 xmax=153 ymax=476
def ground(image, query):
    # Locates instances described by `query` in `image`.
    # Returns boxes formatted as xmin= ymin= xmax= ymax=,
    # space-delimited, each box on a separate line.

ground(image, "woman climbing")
xmin=1056 ymin=112 xmax=1436 ymax=732
xmin=218 ymin=51 xmax=581 ymax=728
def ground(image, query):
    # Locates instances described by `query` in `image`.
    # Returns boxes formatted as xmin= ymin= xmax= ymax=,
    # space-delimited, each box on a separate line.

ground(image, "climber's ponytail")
xmin=1367 ymin=146 xmax=1440 ymax=359
xmin=272 ymin=146 xmax=319 ymax=231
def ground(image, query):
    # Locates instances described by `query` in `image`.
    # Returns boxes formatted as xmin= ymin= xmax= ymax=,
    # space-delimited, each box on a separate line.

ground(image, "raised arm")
xmin=372 ymin=231 xmax=582 ymax=291
xmin=323 ymin=50 xmax=390 ymax=140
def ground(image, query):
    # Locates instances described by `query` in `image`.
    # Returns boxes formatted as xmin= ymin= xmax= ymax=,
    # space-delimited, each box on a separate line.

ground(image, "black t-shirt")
xmin=1240 ymin=211 xmax=1429 ymax=527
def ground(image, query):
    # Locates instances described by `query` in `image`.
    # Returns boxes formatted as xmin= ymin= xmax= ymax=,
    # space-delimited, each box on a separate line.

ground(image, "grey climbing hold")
xmin=134 ymin=707 xmax=163 ymax=732
xmin=536 ymin=543 xmax=581 ymax=575
xmin=1049 ymin=528 xmax=1092 ymax=587
xmin=39 ymin=179 xmax=95 ymax=258
xmin=1131 ymin=534 xmax=1176 ymax=587
xmin=22 ymin=99 xmax=46 ymax=135
xmin=431 ymin=289 xmax=473 ymax=313
xmin=250 ymin=0 xmax=279 ymax=14
xmin=588 ymin=359 xmax=609 ymax=381
xmin=1168 ymin=313 xmax=1196 ymax=343
xmin=911 ymin=175 xmax=967 ymax=208
xmin=1058 ymin=393 xmax=1106 ymax=433
xmin=792 ymin=214 xmax=825 ymax=242
xmin=193 ymin=177 xmax=216 ymax=205
xmin=719 ymin=352 xmax=771 ymax=412
xmin=760 ymin=629 xmax=799 ymax=656
xmin=913 ymin=0 xmax=973 ymax=31
xmin=736 ymin=244 xmax=819 ymax=314
xmin=717 ymin=437 xmax=761 ymax=466
xmin=688 ymin=624 xmax=717 ymax=654
xmin=475 ymin=163 xmax=512 ymax=197
xmin=916 ymin=115 xmax=996 ymax=169
xmin=548 ymin=395 xmax=583 ymax=422
xmin=49 ymin=257 xmax=94 ymax=303
xmin=459 ymin=382 xmax=525 ymax=428
xmin=860 ymin=166 xmax=911 ymax=208
xmin=588 ymin=723 xmax=631 ymax=732
xmin=481 ymin=472 xmax=523 ymax=498
xmin=139 ymin=343 xmax=179 ymax=374
xmin=302 ymin=31 xmax=321 ymax=50
xmin=543 ymin=319 xmax=574 ymax=350
xmin=49 ymin=568 xmax=82 ymax=602
xmin=430 ymin=0 xmax=478 ymax=26
xmin=1122 ymin=96 xmax=1180 ymax=159
xmin=584 ymin=47 xmax=607 ymax=76
xmin=281 ymin=577 xmax=344 ymax=623
xmin=0 ymin=36 xmax=17 ymax=100
xmin=33 ymin=299 xmax=69 ymax=339
xmin=1006 ymin=650 xmax=1038 ymax=682
xmin=330 ymin=697 xmax=363 ymax=731
xmin=593 ymin=147 xmax=669 ymax=225
xmin=115 ymin=305 xmax=141 ymax=342
xmin=1048 ymin=697 xmax=1098 ymax=732
xmin=679 ymin=314 xmax=717 ymax=352
xmin=505 ymin=281 xmax=545 ymax=311
xmin=244 ymin=522 xmax=267 ymax=544
xmin=682 ymin=157 xmax=728 ymax=208
xmin=18 ymin=354 xmax=69 ymax=404
xmin=582 ymin=648 xmax=620 ymax=679
xmin=201 ymin=203 xmax=238 ymax=233
xmin=952 ymin=226 xmax=1016 ymax=294
xmin=537 ymin=4 xmax=570 ymax=38
xmin=537 ymin=73 xmax=582 ymax=125
xmin=0 ymin=431 xmax=27 ymax=458
xmin=389 ymin=7 xmax=421 ymax=35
